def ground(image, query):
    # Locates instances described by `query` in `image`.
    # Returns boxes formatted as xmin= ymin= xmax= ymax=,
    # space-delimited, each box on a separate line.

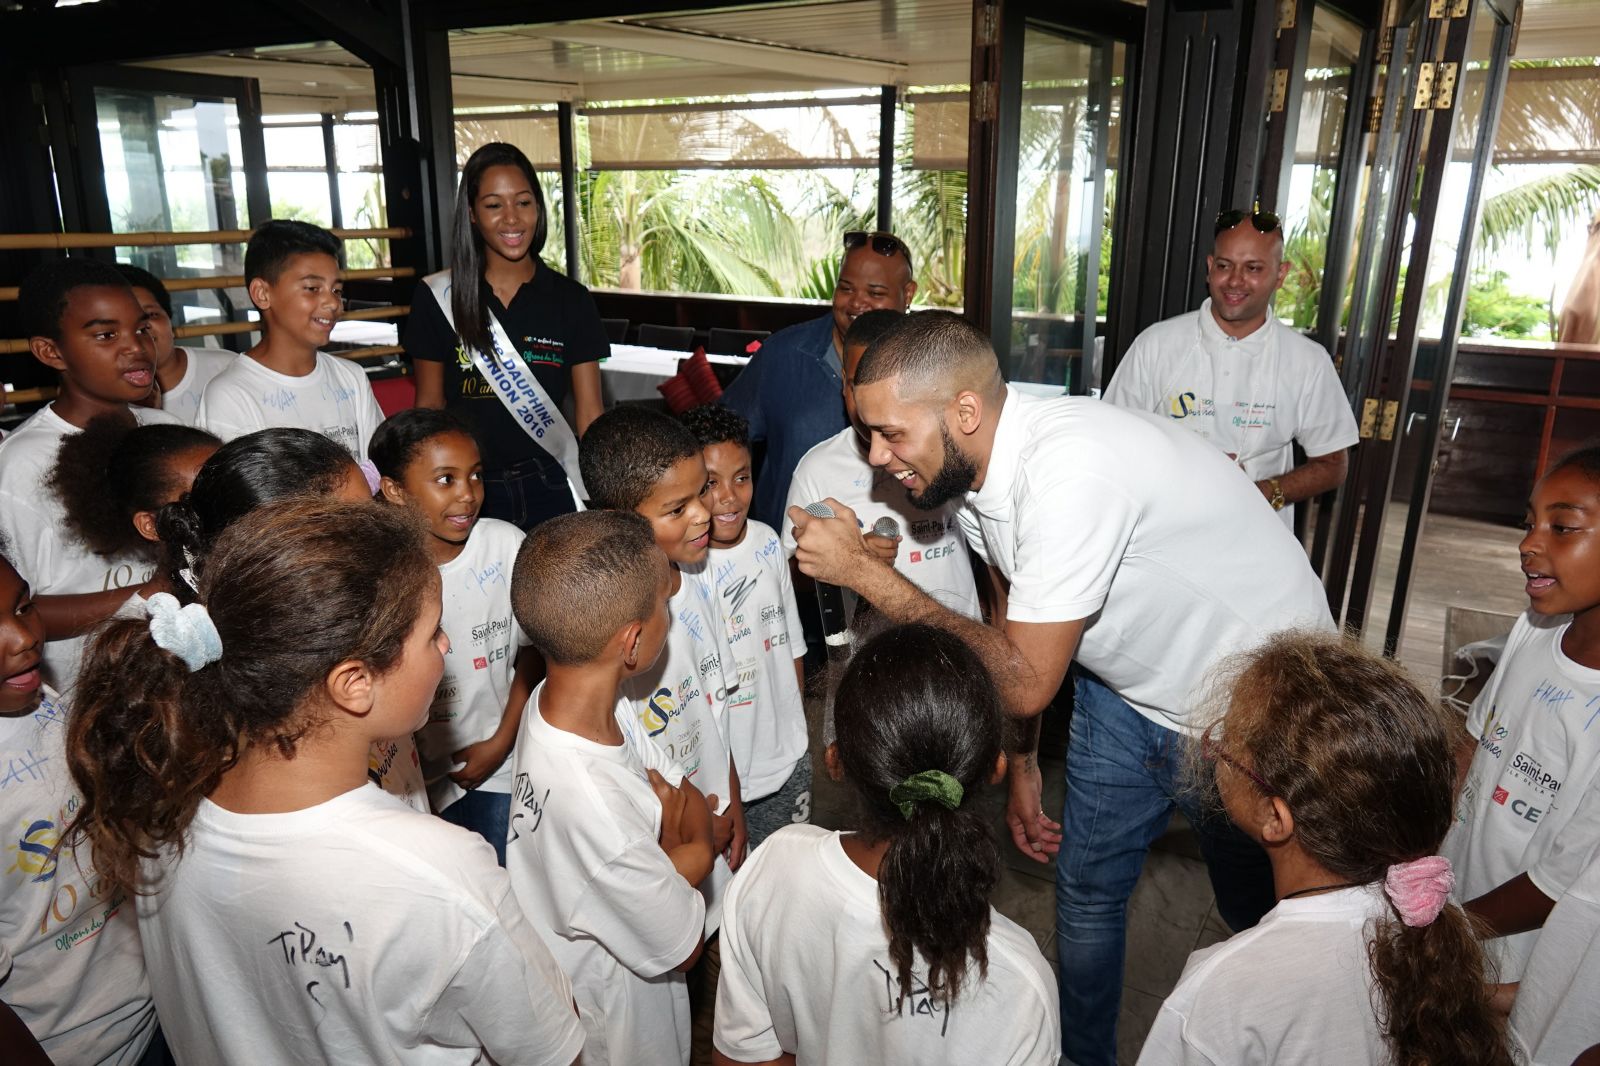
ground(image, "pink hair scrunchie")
xmin=1384 ymin=855 xmax=1454 ymax=927
xmin=357 ymin=458 xmax=382 ymax=495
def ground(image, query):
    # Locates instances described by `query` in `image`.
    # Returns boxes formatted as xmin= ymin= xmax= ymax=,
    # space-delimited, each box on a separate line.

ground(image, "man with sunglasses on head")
xmin=722 ymin=230 xmax=917 ymax=527
xmin=1105 ymin=208 xmax=1358 ymax=528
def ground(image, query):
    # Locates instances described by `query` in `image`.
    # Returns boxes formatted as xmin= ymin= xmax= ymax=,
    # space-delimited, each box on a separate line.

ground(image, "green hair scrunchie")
xmin=888 ymin=769 xmax=964 ymax=820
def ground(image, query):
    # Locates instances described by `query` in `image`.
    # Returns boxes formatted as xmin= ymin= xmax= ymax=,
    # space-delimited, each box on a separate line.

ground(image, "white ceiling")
xmin=134 ymin=0 xmax=1600 ymax=116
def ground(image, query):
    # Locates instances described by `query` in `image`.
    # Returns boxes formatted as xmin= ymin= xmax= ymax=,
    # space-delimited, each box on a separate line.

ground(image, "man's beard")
xmin=908 ymin=423 xmax=978 ymax=509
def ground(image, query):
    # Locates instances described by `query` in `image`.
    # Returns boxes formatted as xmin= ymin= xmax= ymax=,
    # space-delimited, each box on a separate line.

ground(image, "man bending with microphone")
xmin=787 ymin=310 xmax=1333 ymax=1066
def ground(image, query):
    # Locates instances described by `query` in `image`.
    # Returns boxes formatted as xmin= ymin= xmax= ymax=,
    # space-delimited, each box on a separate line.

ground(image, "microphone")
xmin=802 ymin=502 xmax=852 ymax=647
xmin=870 ymin=516 xmax=901 ymax=540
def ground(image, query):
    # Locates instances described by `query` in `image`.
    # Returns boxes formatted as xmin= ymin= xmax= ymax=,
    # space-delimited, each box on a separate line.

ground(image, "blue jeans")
xmin=440 ymin=789 xmax=512 ymax=867
xmin=481 ymin=455 xmax=577 ymax=532
xmin=1056 ymin=672 xmax=1275 ymax=1066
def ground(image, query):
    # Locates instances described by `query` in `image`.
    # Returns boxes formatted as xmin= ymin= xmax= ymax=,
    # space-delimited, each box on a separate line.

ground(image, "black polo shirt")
xmin=403 ymin=266 xmax=608 ymax=473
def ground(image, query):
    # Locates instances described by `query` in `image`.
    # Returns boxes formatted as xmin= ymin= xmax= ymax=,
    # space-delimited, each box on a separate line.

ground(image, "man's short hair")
xmin=854 ymin=310 xmax=1004 ymax=399
xmin=579 ymin=404 xmax=703 ymax=511
xmin=18 ymin=258 xmax=135 ymax=342
xmin=679 ymin=403 xmax=750 ymax=452
xmin=843 ymin=308 xmax=904 ymax=353
xmin=114 ymin=265 xmax=173 ymax=317
xmin=512 ymin=510 xmax=665 ymax=665
xmin=245 ymin=220 xmax=341 ymax=287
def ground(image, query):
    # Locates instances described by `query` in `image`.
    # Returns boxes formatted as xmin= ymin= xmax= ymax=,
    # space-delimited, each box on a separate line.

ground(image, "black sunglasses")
xmin=843 ymin=230 xmax=912 ymax=264
xmin=1214 ymin=208 xmax=1282 ymax=236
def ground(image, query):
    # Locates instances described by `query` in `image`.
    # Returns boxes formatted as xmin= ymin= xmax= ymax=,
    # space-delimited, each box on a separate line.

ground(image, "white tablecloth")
xmin=600 ymin=344 xmax=749 ymax=404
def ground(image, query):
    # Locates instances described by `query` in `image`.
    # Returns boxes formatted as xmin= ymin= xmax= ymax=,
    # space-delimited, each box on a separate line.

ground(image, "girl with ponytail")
xmin=711 ymin=623 xmax=1060 ymax=1065
xmin=64 ymin=499 xmax=584 ymax=1066
xmin=1138 ymin=630 xmax=1514 ymax=1066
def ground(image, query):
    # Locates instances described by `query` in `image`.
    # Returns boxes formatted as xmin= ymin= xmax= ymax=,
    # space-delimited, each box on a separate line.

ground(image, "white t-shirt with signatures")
xmin=419 ymin=518 xmax=531 ymax=812
xmin=714 ymin=825 xmax=1059 ymax=1066
xmin=196 ymin=351 xmax=385 ymax=459
xmin=1444 ymin=610 xmax=1600 ymax=980
xmin=620 ymin=559 xmax=737 ymax=929
xmin=0 ymin=686 xmax=156 ymax=1065
xmin=505 ymin=686 xmax=704 ymax=1066
xmin=709 ymin=521 xmax=809 ymax=801
xmin=137 ymin=782 xmax=584 ymax=1066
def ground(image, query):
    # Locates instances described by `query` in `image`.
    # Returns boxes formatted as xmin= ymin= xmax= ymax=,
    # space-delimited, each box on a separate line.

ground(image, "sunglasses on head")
xmin=844 ymin=230 xmax=912 ymax=263
xmin=1214 ymin=208 xmax=1282 ymax=236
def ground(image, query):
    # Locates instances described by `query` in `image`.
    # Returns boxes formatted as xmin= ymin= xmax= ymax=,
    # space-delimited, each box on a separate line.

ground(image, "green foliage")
xmin=1477 ymin=164 xmax=1600 ymax=259
xmin=1278 ymin=169 xmax=1337 ymax=330
xmin=1461 ymin=269 xmax=1551 ymax=338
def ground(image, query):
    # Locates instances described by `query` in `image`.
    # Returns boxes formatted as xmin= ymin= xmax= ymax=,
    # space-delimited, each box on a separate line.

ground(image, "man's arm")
xmin=1256 ymin=447 xmax=1348 ymax=506
xmin=792 ymin=502 xmax=1081 ymax=860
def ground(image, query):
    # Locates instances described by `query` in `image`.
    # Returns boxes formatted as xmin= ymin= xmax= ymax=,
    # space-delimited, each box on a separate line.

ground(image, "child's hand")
xmin=862 ymin=531 xmax=900 ymax=565
xmin=707 ymin=793 xmax=736 ymax=855
xmin=449 ymin=733 xmax=514 ymax=792
xmin=650 ymin=769 xmax=689 ymax=851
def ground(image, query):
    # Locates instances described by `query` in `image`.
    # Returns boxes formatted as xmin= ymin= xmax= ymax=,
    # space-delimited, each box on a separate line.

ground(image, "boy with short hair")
xmin=196 ymin=219 xmax=384 ymax=458
xmin=116 ymin=263 xmax=235 ymax=426
xmin=680 ymin=403 xmax=810 ymax=849
xmin=0 ymin=258 xmax=178 ymax=689
xmin=506 ymin=509 xmax=714 ymax=1066
xmin=579 ymin=404 xmax=745 ymax=926
xmin=782 ymin=308 xmax=985 ymax=623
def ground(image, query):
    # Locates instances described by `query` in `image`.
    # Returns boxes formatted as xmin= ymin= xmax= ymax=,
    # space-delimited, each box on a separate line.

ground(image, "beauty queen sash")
xmin=424 ymin=269 xmax=587 ymax=498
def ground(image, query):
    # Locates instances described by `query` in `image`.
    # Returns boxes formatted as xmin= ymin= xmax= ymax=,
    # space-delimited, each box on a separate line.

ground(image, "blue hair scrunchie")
xmin=146 ymin=592 xmax=223 ymax=672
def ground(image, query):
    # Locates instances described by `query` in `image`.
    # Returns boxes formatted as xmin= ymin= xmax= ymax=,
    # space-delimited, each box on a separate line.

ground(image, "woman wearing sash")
xmin=404 ymin=142 xmax=606 ymax=530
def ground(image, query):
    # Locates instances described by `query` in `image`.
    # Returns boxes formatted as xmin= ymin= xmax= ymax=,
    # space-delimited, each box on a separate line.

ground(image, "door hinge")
xmin=1379 ymin=400 xmax=1401 ymax=442
xmin=1270 ymin=69 xmax=1289 ymax=112
xmin=1451 ymin=0 xmax=1470 ymax=16
xmin=1427 ymin=0 xmax=1450 ymax=17
xmin=1359 ymin=398 xmax=1379 ymax=439
xmin=1412 ymin=62 xmax=1436 ymax=109
xmin=1366 ymin=91 xmax=1385 ymax=133
xmin=1432 ymin=61 xmax=1459 ymax=109
xmin=973 ymin=81 xmax=998 ymax=123
xmin=1276 ymin=0 xmax=1297 ymax=32
xmin=977 ymin=4 xmax=1000 ymax=47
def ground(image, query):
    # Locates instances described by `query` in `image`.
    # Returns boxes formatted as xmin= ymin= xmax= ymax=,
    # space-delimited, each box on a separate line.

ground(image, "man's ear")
xmin=953 ymin=389 xmax=984 ymax=437
xmin=1275 ymin=258 xmax=1291 ymax=287
xmin=824 ymin=743 xmax=845 ymax=782
xmin=132 ymin=509 xmax=162 ymax=544
xmin=325 ymin=658 xmax=377 ymax=718
xmin=29 ymin=336 xmax=66 ymax=373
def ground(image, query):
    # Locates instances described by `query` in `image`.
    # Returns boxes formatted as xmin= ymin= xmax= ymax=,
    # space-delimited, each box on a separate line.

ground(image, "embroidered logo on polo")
xmin=522 ymin=335 xmax=566 ymax=368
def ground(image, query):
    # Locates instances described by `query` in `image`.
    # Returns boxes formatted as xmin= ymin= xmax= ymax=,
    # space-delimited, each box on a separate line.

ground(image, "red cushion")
xmin=683 ymin=347 xmax=723 ymax=404
xmin=657 ymin=373 xmax=700 ymax=414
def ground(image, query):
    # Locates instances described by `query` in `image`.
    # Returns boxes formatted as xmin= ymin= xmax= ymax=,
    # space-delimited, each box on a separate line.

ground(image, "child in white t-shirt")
xmin=505 ymin=509 xmax=715 ymax=1066
xmin=196 ymin=220 xmax=384 ymax=458
xmin=116 ymin=263 xmax=236 ymax=426
xmin=374 ymin=409 xmax=540 ymax=863
xmin=158 ymin=426 xmax=430 ymax=813
xmin=714 ymin=622 xmax=1058 ymax=1065
xmin=63 ymin=499 xmax=585 ymax=1066
xmin=0 ymin=542 xmax=156 ymax=1064
xmin=1138 ymin=631 xmax=1512 ymax=1066
xmin=1512 ymin=846 xmax=1600 ymax=1065
xmin=781 ymin=308 xmax=986 ymax=624
xmin=580 ymin=404 xmax=745 ymax=925
xmin=1443 ymin=446 xmax=1600 ymax=981
xmin=682 ymin=403 xmax=811 ymax=849
xmin=49 ymin=413 xmax=219 ymax=593
xmin=0 ymin=258 xmax=182 ymax=691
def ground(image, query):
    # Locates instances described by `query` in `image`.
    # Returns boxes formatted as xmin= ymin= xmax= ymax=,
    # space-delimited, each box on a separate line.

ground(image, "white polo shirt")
xmin=958 ymin=387 xmax=1333 ymax=733
xmin=1105 ymin=300 xmax=1359 ymax=525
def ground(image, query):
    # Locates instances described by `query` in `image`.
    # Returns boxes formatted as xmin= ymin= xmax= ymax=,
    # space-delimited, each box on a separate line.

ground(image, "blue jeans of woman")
xmin=1056 ymin=671 xmax=1276 ymax=1066
xmin=480 ymin=453 xmax=578 ymax=532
